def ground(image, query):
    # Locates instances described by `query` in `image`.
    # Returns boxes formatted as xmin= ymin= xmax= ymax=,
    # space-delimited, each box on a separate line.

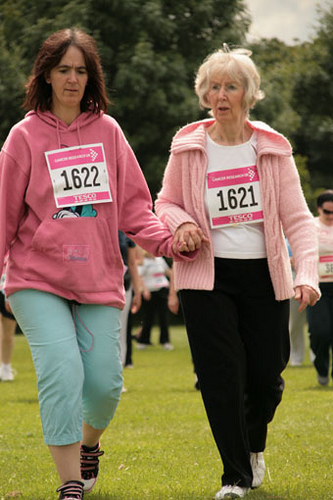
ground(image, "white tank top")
xmin=204 ymin=131 xmax=267 ymax=259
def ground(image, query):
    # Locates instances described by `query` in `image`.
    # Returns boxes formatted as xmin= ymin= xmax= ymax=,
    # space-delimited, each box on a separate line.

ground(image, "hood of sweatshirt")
xmin=25 ymin=109 xmax=102 ymax=149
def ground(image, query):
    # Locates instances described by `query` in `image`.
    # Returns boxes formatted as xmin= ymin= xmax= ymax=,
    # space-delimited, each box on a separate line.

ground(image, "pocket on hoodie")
xmin=23 ymin=218 xmax=123 ymax=293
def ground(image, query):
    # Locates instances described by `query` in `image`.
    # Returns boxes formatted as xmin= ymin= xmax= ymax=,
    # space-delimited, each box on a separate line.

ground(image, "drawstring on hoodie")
xmin=55 ymin=116 xmax=83 ymax=149
xmin=71 ymin=303 xmax=95 ymax=353
xmin=76 ymin=121 xmax=83 ymax=146
xmin=56 ymin=119 xmax=61 ymax=149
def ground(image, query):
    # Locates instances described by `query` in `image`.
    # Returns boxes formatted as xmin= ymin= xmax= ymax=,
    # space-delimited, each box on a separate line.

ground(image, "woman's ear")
xmin=45 ymin=72 xmax=51 ymax=84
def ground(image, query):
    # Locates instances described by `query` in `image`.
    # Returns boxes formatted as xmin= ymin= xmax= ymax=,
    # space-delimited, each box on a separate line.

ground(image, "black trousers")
xmin=307 ymin=282 xmax=333 ymax=378
xmin=179 ymin=258 xmax=290 ymax=488
xmin=139 ymin=288 xmax=170 ymax=344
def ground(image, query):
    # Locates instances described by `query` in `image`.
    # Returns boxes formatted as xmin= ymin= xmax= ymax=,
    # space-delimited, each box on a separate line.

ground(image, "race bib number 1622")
xmin=45 ymin=143 xmax=112 ymax=208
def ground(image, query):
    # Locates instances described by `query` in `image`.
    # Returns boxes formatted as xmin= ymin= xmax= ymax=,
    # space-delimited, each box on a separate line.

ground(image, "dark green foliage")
xmin=291 ymin=6 xmax=333 ymax=190
xmin=0 ymin=0 xmax=249 ymax=197
xmin=0 ymin=0 xmax=332 ymax=200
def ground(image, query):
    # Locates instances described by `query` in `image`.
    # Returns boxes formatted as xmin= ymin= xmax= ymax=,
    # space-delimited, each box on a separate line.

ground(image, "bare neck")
xmin=207 ymin=120 xmax=252 ymax=146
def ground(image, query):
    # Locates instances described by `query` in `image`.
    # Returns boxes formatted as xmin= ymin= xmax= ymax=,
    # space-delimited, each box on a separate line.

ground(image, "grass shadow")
xmin=303 ymin=384 xmax=333 ymax=392
xmin=87 ymin=491 xmax=288 ymax=500
xmin=16 ymin=397 xmax=39 ymax=404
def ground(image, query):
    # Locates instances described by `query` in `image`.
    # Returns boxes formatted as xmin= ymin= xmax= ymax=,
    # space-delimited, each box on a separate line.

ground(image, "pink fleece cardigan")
xmin=155 ymin=119 xmax=320 ymax=301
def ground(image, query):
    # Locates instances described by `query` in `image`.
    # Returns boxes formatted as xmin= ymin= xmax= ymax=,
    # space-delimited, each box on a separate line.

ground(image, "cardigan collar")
xmin=170 ymin=118 xmax=292 ymax=157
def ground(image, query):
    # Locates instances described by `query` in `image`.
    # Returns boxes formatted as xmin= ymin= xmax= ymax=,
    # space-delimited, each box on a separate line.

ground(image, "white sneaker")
xmin=0 ymin=364 xmax=15 ymax=381
xmin=317 ymin=374 xmax=329 ymax=386
xmin=250 ymin=451 xmax=265 ymax=488
xmin=136 ymin=343 xmax=148 ymax=350
xmin=215 ymin=485 xmax=250 ymax=499
xmin=290 ymin=359 xmax=302 ymax=367
xmin=162 ymin=342 xmax=174 ymax=350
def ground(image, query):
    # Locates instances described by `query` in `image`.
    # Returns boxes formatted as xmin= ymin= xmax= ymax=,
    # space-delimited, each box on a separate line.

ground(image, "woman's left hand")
xmin=294 ymin=285 xmax=319 ymax=312
xmin=173 ymin=222 xmax=209 ymax=254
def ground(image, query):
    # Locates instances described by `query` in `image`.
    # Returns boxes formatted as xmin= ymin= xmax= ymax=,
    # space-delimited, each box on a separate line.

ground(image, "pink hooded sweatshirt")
xmin=155 ymin=118 xmax=320 ymax=301
xmin=0 ymin=110 xmax=194 ymax=308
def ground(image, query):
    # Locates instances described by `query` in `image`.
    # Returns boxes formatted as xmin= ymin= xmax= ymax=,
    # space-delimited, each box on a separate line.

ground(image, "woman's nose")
xmin=218 ymin=86 xmax=227 ymax=98
xmin=68 ymin=69 xmax=78 ymax=82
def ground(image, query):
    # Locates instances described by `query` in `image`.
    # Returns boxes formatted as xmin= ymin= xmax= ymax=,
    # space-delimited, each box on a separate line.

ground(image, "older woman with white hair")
xmin=156 ymin=45 xmax=320 ymax=499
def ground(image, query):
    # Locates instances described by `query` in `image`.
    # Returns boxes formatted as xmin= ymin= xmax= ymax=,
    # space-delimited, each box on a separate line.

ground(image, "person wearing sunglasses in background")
xmin=307 ymin=190 xmax=333 ymax=386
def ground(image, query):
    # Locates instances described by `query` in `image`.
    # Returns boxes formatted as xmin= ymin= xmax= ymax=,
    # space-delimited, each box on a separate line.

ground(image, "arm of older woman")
xmin=173 ymin=222 xmax=209 ymax=253
xmin=294 ymin=285 xmax=319 ymax=312
xmin=155 ymin=145 xmax=209 ymax=255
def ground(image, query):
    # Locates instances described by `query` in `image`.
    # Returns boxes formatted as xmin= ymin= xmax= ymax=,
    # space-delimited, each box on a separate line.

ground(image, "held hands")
xmin=173 ymin=222 xmax=209 ymax=254
xmin=294 ymin=285 xmax=319 ymax=312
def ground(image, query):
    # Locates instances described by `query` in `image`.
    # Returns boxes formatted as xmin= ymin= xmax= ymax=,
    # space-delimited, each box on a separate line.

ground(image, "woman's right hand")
xmin=294 ymin=285 xmax=319 ymax=312
xmin=173 ymin=222 xmax=209 ymax=253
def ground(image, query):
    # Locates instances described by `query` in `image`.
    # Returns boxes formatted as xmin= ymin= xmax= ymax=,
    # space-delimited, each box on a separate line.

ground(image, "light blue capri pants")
xmin=9 ymin=289 xmax=123 ymax=446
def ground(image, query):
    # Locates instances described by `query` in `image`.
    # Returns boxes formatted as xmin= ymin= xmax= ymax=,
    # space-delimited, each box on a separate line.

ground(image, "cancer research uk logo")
xmin=247 ymin=166 xmax=256 ymax=181
xmin=208 ymin=165 xmax=259 ymax=188
xmin=89 ymin=148 xmax=98 ymax=162
xmin=53 ymin=147 xmax=100 ymax=164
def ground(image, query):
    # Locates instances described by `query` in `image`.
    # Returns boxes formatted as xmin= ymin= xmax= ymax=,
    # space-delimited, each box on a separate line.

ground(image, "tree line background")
xmin=0 ymin=0 xmax=332 ymax=211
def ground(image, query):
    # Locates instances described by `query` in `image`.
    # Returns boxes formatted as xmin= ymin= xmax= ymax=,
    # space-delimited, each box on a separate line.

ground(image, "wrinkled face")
xmin=206 ymin=72 xmax=245 ymax=124
xmin=46 ymin=45 xmax=88 ymax=118
xmin=318 ymin=201 xmax=333 ymax=226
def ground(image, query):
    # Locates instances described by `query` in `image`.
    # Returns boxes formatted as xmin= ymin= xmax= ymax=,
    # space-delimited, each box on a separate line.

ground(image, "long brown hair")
xmin=23 ymin=28 xmax=110 ymax=113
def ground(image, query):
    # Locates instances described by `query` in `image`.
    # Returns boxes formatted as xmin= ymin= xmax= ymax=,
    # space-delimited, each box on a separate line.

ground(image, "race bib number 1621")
xmin=206 ymin=165 xmax=264 ymax=228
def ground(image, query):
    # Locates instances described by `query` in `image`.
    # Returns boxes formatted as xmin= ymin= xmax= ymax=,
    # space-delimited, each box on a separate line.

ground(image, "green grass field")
xmin=1 ymin=326 xmax=333 ymax=499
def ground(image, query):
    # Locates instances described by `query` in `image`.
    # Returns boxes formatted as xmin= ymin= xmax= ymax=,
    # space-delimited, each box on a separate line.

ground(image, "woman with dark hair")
xmin=0 ymin=28 xmax=196 ymax=499
xmin=23 ymin=28 xmax=108 ymax=113
xmin=307 ymin=190 xmax=333 ymax=386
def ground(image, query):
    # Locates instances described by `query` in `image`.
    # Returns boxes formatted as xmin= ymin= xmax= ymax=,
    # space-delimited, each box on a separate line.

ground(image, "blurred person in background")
xmin=286 ymin=240 xmax=307 ymax=367
xmin=135 ymin=251 xmax=178 ymax=350
xmin=118 ymin=231 xmax=141 ymax=370
xmin=307 ymin=190 xmax=333 ymax=385
xmin=0 ymin=263 xmax=17 ymax=382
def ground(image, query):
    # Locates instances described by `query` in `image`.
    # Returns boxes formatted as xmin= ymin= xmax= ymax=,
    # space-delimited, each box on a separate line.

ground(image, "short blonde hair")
xmin=194 ymin=45 xmax=264 ymax=113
